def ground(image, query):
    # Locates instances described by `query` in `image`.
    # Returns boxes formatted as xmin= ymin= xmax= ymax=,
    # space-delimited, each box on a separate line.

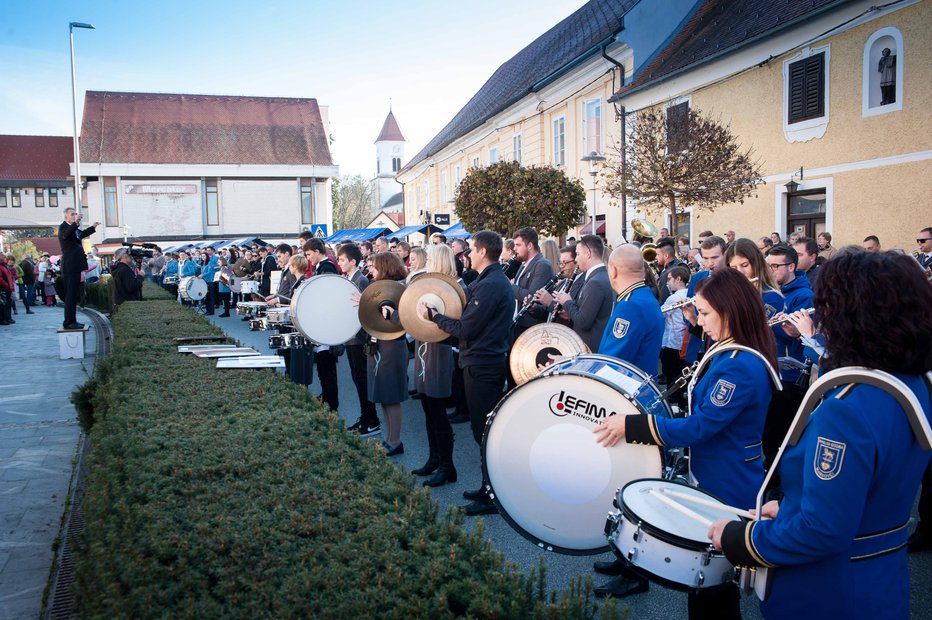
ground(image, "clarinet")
xmin=547 ymin=269 xmax=580 ymax=322
xmin=513 ymin=272 xmax=562 ymax=326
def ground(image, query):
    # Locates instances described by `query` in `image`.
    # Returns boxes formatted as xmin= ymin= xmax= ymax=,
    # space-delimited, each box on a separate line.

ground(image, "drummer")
xmin=594 ymin=267 xmax=779 ymax=617
xmin=265 ymin=244 xmax=296 ymax=307
xmin=304 ymin=238 xmax=340 ymax=412
xmin=709 ymin=251 xmax=932 ymax=619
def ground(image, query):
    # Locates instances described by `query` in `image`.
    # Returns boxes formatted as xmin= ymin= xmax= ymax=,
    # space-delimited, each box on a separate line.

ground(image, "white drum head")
xmin=240 ymin=280 xmax=259 ymax=295
xmin=290 ymin=274 xmax=361 ymax=346
xmin=622 ymin=479 xmax=742 ymax=544
xmin=180 ymin=277 xmax=207 ymax=301
xmin=483 ymin=373 xmax=662 ymax=554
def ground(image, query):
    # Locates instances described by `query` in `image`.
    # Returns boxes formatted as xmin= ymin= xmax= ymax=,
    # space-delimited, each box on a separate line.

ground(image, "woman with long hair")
xmin=725 ymin=237 xmax=785 ymax=320
xmin=540 ymin=238 xmax=560 ymax=273
xmin=711 ymin=250 xmax=932 ymax=619
xmin=365 ymin=252 xmax=410 ymax=455
xmin=595 ymin=267 xmax=780 ymax=617
xmin=406 ymin=246 xmax=428 ymax=283
xmin=409 ymin=244 xmax=462 ymax=486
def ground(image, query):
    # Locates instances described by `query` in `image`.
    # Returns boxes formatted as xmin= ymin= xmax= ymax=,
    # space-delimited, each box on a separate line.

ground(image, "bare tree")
xmin=603 ymin=107 xmax=764 ymax=237
xmin=332 ymin=175 xmax=374 ymax=231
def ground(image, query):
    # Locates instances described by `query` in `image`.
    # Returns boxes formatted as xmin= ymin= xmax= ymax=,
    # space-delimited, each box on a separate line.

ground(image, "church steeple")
xmin=375 ymin=110 xmax=407 ymax=143
xmin=374 ymin=108 xmax=406 ymax=212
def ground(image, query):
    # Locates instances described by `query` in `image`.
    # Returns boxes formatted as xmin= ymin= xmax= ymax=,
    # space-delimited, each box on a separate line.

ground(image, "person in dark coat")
xmin=304 ymin=238 xmax=340 ymax=412
xmin=18 ymin=254 xmax=36 ymax=313
xmin=57 ymin=208 xmax=99 ymax=329
xmin=110 ymin=248 xmax=144 ymax=307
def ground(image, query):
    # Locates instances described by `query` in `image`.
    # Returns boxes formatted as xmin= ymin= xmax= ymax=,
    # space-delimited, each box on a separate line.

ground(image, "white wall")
xmin=121 ymin=181 xmax=204 ymax=238
xmin=0 ymin=186 xmax=75 ymax=227
xmin=220 ymin=179 xmax=299 ymax=234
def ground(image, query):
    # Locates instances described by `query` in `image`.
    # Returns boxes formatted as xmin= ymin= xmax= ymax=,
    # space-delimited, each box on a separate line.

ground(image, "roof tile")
xmin=0 ymin=135 xmax=74 ymax=181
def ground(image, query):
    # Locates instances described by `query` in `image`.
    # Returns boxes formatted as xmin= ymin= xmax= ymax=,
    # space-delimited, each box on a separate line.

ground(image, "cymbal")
xmin=359 ymin=280 xmax=406 ymax=340
xmin=509 ymin=323 xmax=589 ymax=385
xmin=398 ymin=273 xmax=466 ymax=343
xmin=233 ymin=258 xmax=249 ymax=277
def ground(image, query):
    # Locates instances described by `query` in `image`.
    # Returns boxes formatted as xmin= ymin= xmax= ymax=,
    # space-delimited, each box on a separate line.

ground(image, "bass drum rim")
xmin=290 ymin=274 xmax=361 ymax=346
xmin=481 ymin=364 xmax=665 ymax=555
xmin=179 ymin=276 xmax=207 ymax=301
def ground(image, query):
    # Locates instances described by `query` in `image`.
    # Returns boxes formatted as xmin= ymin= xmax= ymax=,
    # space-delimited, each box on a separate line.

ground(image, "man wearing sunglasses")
xmin=917 ymin=227 xmax=932 ymax=270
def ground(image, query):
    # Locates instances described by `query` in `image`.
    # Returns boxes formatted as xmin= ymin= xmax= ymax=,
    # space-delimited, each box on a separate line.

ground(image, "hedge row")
xmin=72 ymin=299 xmax=615 ymax=618
xmin=83 ymin=279 xmax=174 ymax=314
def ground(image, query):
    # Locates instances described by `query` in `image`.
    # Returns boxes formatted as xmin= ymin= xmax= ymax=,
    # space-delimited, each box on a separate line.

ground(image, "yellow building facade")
xmin=614 ymin=0 xmax=931 ymax=250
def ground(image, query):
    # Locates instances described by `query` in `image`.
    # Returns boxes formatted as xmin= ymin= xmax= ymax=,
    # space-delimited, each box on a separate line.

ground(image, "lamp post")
xmin=69 ymin=22 xmax=95 ymax=216
xmin=580 ymin=151 xmax=605 ymax=235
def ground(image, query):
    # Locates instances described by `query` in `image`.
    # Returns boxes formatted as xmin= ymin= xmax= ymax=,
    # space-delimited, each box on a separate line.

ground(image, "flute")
xmin=768 ymin=307 xmax=814 ymax=327
xmin=662 ymin=277 xmax=759 ymax=313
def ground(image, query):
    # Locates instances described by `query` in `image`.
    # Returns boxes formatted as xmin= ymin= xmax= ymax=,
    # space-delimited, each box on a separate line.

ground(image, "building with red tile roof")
xmin=0 ymin=135 xmax=78 ymax=228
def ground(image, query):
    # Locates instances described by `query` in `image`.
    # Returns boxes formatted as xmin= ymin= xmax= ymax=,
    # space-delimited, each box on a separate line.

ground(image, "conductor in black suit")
xmin=57 ymin=207 xmax=99 ymax=329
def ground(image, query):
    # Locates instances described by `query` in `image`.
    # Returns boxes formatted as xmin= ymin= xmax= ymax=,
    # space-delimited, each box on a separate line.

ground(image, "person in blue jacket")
xmin=725 ymin=238 xmax=785 ymax=322
xmin=710 ymin=250 xmax=932 ymax=620
xmin=595 ymin=267 xmax=780 ymax=618
xmin=681 ymin=236 xmax=728 ymax=363
xmin=598 ymin=244 xmax=664 ymax=377
xmin=199 ymin=247 xmax=219 ymax=315
xmin=162 ymin=253 xmax=179 ymax=298
xmin=178 ymin=250 xmax=199 ymax=304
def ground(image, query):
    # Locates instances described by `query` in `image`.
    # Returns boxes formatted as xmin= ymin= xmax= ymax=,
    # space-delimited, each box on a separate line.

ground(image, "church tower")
xmin=374 ymin=109 xmax=406 ymax=212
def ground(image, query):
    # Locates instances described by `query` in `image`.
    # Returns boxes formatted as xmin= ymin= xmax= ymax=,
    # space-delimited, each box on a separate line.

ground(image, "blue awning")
xmin=392 ymin=224 xmax=443 ymax=238
xmin=442 ymin=222 xmax=472 ymax=239
xmin=326 ymin=227 xmax=392 ymax=243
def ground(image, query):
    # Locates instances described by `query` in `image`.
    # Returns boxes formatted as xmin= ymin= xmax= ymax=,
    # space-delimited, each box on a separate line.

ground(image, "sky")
xmin=0 ymin=0 xmax=588 ymax=179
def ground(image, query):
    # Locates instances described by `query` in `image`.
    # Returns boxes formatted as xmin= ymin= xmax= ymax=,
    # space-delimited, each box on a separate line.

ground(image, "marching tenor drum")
xmin=240 ymin=280 xmax=259 ymax=296
xmin=606 ymin=479 xmax=745 ymax=591
xmin=163 ymin=275 xmax=179 ymax=285
xmin=178 ymin=276 xmax=207 ymax=301
xmin=236 ymin=301 xmax=267 ymax=317
xmin=265 ymin=307 xmax=291 ymax=325
xmin=290 ymin=274 xmax=361 ymax=346
xmin=482 ymin=355 xmax=669 ymax=554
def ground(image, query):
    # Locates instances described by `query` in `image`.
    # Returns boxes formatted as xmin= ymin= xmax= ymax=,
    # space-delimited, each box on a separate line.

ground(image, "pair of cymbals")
xmin=359 ymin=280 xmax=406 ymax=340
xmin=398 ymin=273 xmax=466 ymax=342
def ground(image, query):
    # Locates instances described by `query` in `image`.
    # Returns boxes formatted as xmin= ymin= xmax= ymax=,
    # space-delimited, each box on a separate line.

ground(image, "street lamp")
xmin=69 ymin=22 xmax=95 ymax=217
xmin=580 ymin=151 xmax=606 ymax=235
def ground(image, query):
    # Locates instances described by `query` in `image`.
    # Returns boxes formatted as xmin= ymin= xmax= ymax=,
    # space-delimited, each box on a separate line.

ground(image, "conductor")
xmin=57 ymin=207 xmax=99 ymax=329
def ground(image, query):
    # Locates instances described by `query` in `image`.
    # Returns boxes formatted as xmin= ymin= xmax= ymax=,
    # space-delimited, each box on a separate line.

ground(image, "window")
xmin=582 ymin=99 xmax=602 ymax=155
xmin=104 ymin=177 xmax=118 ymax=225
xmin=863 ymin=28 xmax=903 ymax=117
xmin=33 ymin=188 xmax=44 ymax=207
xmin=553 ymin=116 xmax=566 ymax=166
xmin=472 ymin=156 xmax=480 ymax=169
xmin=376 ymin=158 xmax=380 ymax=175
xmin=441 ymin=171 xmax=449 ymax=203
xmin=0 ymin=188 xmax=7 ymax=207
xmin=49 ymin=188 xmax=59 ymax=208
xmin=513 ymin=134 xmax=522 ymax=164
xmin=300 ymin=178 xmax=314 ymax=225
xmin=392 ymin=157 xmax=401 ymax=172
xmin=788 ymin=52 xmax=825 ymax=124
xmin=454 ymin=165 xmax=461 ymax=190
xmin=11 ymin=188 xmax=21 ymax=208
xmin=206 ymin=179 xmax=219 ymax=226
xmin=416 ymin=182 xmax=426 ymax=212
xmin=488 ymin=147 xmax=499 ymax=165
xmin=666 ymin=101 xmax=690 ymax=154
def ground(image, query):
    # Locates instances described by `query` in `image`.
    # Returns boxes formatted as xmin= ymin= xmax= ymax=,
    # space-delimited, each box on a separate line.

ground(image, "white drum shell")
xmin=266 ymin=307 xmax=291 ymax=324
xmin=290 ymin=275 xmax=361 ymax=346
xmin=179 ymin=276 xmax=207 ymax=301
xmin=240 ymin=280 xmax=259 ymax=295
xmin=483 ymin=356 xmax=666 ymax=554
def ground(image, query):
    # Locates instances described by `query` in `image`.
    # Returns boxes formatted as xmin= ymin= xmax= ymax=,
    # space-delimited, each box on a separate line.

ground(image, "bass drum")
xmin=482 ymin=355 xmax=670 ymax=554
xmin=178 ymin=276 xmax=207 ymax=301
xmin=290 ymin=274 xmax=361 ymax=346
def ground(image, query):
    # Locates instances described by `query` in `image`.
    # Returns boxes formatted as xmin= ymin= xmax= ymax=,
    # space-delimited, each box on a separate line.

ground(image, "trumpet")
xmin=768 ymin=308 xmax=814 ymax=327
xmin=547 ymin=268 xmax=580 ymax=322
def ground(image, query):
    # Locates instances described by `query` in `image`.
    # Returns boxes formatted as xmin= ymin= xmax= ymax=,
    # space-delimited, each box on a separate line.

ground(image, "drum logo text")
xmin=549 ymin=390 xmax=617 ymax=421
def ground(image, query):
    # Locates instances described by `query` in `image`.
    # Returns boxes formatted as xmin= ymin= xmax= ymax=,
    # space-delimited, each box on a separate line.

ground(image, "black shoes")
xmin=448 ymin=412 xmax=470 ymax=424
xmin=463 ymin=499 xmax=497 ymax=516
xmin=908 ymin=529 xmax=932 ymax=553
xmin=63 ymin=322 xmax=84 ymax=330
xmin=424 ymin=468 xmax=457 ymax=487
xmin=382 ymin=441 xmax=404 ymax=456
xmin=219 ymin=312 xmax=230 ymax=317
xmin=411 ymin=458 xmax=439 ymax=476
xmin=462 ymin=487 xmax=486 ymax=501
xmin=593 ymin=576 xmax=649 ymax=599
xmin=347 ymin=419 xmax=381 ymax=438
xmin=593 ymin=559 xmax=626 ymax=575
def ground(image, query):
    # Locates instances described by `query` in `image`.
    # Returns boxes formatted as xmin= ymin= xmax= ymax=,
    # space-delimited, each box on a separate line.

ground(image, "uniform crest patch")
xmin=814 ymin=437 xmax=846 ymax=480
xmin=709 ymin=379 xmax=736 ymax=407
xmin=612 ymin=318 xmax=630 ymax=338
xmin=763 ymin=304 xmax=777 ymax=320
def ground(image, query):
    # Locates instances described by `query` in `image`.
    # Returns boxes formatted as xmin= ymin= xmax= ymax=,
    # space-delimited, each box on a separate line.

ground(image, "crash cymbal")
xmin=509 ymin=323 xmax=589 ymax=385
xmin=398 ymin=273 xmax=466 ymax=343
xmin=233 ymin=258 xmax=249 ymax=277
xmin=359 ymin=280 xmax=406 ymax=340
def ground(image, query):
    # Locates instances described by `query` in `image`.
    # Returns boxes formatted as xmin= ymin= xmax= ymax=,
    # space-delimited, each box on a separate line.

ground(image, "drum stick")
xmin=648 ymin=488 xmax=712 ymax=527
xmin=660 ymin=488 xmax=754 ymax=519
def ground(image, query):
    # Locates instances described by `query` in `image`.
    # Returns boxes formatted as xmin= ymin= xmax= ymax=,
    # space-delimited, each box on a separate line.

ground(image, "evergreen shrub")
xmin=73 ymin=299 xmax=613 ymax=618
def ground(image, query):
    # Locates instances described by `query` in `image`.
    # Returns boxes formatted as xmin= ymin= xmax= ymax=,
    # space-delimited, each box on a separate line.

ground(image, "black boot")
xmin=424 ymin=426 xmax=456 ymax=487
xmin=411 ymin=457 xmax=439 ymax=477
xmin=414 ymin=397 xmax=440 ymax=476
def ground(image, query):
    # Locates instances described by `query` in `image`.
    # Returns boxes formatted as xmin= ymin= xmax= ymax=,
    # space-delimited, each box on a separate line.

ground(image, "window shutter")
xmin=788 ymin=53 xmax=825 ymax=124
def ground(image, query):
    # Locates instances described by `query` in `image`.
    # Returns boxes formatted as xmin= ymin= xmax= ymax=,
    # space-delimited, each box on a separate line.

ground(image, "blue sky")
xmin=0 ymin=0 xmax=587 ymax=177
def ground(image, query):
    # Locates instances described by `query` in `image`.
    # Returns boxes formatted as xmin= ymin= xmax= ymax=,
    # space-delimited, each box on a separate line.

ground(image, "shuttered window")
xmin=788 ymin=53 xmax=825 ymax=124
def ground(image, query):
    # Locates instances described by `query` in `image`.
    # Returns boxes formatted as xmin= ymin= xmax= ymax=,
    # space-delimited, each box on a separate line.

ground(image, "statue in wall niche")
xmin=878 ymin=47 xmax=896 ymax=105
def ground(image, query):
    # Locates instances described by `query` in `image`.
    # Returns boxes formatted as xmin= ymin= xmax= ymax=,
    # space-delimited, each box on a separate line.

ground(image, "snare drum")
xmin=266 ymin=307 xmax=291 ymax=325
xmin=606 ymin=479 xmax=744 ymax=591
xmin=178 ymin=276 xmax=207 ymax=301
xmin=269 ymin=334 xmax=286 ymax=349
xmin=290 ymin=274 xmax=361 ymax=346
xmin=236 ymin=301 xmax=267 ymax=317
xmin=482 ymin=355 xmax=668 ymax=554
xmin=163 ymin=275 xmax=179 ymax=285
xmin=240 ymin=280 xmax=259 ymax=295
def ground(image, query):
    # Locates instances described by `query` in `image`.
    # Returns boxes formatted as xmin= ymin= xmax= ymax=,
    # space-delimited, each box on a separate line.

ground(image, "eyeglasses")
xmin=560 ymin=259 xmax=576 ymax=266
xmin=768 ymin=262 xmax=791 ymax=271
xmin=918 ymin=238 xmax=931 ymax=244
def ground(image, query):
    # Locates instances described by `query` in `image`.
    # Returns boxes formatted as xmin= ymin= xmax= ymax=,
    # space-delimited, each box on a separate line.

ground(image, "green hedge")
xmin=83 ymin=278 xmax=173 ymax=313
xmin=72 ymin=300 xmax=614 ymax=618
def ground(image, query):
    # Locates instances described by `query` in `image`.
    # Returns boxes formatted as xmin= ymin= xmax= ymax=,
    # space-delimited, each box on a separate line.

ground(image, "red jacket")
xmin=0 ymin=263 xmax=14 ymax=293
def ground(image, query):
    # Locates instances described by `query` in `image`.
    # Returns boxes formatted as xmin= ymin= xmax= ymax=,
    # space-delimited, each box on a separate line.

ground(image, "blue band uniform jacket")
xmin=597 ymin=281 xmax=664 ymax=377
xmin=719 ymin=375 xmax=932 ymax=619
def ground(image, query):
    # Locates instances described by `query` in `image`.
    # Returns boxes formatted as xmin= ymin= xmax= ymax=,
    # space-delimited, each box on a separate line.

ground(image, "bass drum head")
xmin=179 ymin=276 xmax=207 ymax=301
xmin=482 ymin=372 xmax=662 ymax=554
xmin=290 ymin=274 xmax=361 ymax=346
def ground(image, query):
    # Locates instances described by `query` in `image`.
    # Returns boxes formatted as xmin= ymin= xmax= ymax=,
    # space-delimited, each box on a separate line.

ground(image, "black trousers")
xmin=660 ymin=347 xmax=688 ymax=408
xmin=463 ymin=362 xmax=507 ymax=445
xmin=918 ymin=463 xmax=932 ymax=534
xmin=346 ymin=344 xmax=378 ymax=426
xmin=205 ymin=282 xmax=217 ymax=313
xmin=422 ymin=395 xmax=455 ymax=470
xmin=62 ymin=270 xmax=81 ymax=326
xmin=763 ymin=382 xmax=806 ymax=470
xmin=219 ymin=292 xmax=231 ymax=314
xmin=315 ymin=349 xmax=339 ymax=411
xmin=687 ymin=583 xmax=741 ymax=620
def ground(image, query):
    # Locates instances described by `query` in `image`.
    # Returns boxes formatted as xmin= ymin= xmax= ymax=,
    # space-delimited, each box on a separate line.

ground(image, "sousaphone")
xmin=398 ymin=273 xmax=466 ymax=342
xmin=359 ymin=280 xmax=406 ymax=340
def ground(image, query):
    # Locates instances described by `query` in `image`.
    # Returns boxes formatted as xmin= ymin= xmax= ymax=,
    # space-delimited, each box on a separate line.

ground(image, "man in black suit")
xmin=57 ymin=207 xmax=99 ymax=329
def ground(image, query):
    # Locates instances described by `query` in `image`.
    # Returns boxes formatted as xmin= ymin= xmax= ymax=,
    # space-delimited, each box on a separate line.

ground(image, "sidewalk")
xmin=0 ymin=303 xmax=96 ymax=620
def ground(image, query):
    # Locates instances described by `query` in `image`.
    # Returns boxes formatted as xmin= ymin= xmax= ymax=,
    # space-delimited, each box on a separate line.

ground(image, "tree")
xmin=602 ymin=106 xmax=764 ymax=237
xmin=331 ymin=175 xmax=374 ymax=231
xmin=9 ymin=241 xmax=41 ymax=263
xmin=454 ymin=161 xmax=586 ymax=237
